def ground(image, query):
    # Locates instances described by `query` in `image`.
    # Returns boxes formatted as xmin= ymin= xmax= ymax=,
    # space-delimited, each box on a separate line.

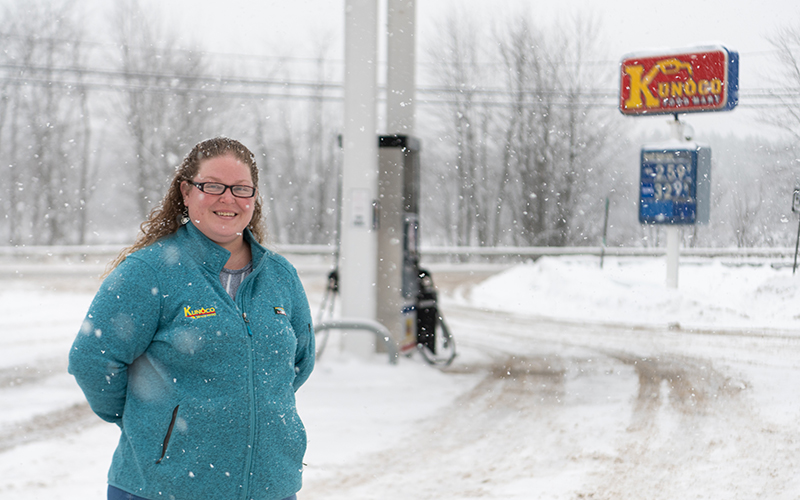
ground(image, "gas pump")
xmin=415 ymin=267 xmax=456 ymax=365
xmin=315 ymin=135 xmax=455 ymax=366
xmin=376 ymin=135 xmax=456 ymax=366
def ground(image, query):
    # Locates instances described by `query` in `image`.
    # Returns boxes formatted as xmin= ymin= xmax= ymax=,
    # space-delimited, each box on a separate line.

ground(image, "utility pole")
xmin=340 ymin=0 xmax=379 ymax=356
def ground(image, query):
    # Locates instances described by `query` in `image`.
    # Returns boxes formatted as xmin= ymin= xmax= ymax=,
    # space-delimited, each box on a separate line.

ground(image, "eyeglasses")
xmin=190 ymin=181 xmax=256 ymax=198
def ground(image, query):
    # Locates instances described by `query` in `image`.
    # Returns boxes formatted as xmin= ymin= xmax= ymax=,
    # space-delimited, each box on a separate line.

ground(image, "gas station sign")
xmin=639 ymin=144 xmax=711 ymax=225
xmin=620 ymin=46 xmax=739 ymax=116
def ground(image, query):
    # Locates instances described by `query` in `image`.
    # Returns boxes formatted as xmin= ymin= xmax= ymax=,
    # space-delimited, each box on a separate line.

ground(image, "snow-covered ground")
xmin=463 ymin=256 xmax=800 ymax=332
xmin=1 ymin=255 xmax=800 ymax=499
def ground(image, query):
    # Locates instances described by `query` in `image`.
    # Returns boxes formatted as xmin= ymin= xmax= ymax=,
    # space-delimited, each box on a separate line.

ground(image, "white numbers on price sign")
xmin=648 ymin=162 xmax=693 ymax=201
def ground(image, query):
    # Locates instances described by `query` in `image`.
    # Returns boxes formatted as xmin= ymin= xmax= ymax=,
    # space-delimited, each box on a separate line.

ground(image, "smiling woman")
xmin=103 ymin=137 xmax=268 ymax=275
xmin=68 ymin=137 xmax=315 ymax=500
xmin=180 ymin=152 xmax=258 ymax=269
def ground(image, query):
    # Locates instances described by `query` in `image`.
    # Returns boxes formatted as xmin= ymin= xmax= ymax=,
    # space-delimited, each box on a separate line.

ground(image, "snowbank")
xmin=465 ymin=256 xmax=800 ymax=332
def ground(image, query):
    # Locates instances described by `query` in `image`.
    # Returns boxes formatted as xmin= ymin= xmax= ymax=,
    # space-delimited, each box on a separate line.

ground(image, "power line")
xmin=3 ymin=62 xmax=800 ymax=109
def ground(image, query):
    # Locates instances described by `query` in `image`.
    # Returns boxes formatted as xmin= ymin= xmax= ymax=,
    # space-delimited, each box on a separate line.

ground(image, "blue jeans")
xmin=108 ymin=485 xmax=297 ymax=500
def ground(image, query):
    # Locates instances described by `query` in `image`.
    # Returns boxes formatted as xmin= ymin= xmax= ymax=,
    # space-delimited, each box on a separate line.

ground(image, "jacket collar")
xmin=178 ymin=221 xmax=266 ymax=273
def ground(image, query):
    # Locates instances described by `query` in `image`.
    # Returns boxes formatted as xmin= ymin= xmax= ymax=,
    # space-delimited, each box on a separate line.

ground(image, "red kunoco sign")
xmin=620 ymin=46 xmax=739 ymax=116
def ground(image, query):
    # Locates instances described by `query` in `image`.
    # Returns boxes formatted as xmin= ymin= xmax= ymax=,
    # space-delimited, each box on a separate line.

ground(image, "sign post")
xmin=620 ymin=45 xmax=737 ymax=288
xmin=792 ymin=188 xmax=800 ymax=275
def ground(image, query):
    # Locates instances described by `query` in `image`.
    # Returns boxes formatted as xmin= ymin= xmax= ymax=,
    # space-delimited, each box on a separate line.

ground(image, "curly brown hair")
xmin=105 ymin=137 xmax=266 ymax=275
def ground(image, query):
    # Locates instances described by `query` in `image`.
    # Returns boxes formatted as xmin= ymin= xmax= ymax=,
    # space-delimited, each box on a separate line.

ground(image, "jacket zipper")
xmin=242 ymin=312 xmax=253 ymax=336
xmin=232 ymin=258 xmax=258 ymax=499
xmin=156 ymin=405 xmax=180 ymax=464
xmin=240 ymin=306 xmax=257 ymax=499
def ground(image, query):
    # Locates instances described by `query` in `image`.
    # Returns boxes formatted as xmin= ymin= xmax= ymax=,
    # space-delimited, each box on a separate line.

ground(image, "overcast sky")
xmin=105 ymin=0 xmax=800 ymax=139
xmin=155 ymin=0 xmax=798 ymax=57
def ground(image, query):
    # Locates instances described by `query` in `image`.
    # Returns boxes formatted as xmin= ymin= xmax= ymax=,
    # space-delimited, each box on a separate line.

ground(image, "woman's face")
xmin=180 ymin=153 xmax=257 ymax=250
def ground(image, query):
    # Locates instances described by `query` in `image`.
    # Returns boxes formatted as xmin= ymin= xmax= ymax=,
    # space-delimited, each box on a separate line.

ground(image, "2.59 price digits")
xmin=644 ymin=162 xmax=693 ymax=201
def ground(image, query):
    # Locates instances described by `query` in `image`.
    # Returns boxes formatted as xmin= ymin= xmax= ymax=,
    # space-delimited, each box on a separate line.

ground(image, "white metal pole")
xmin=341 ymin=0 xmax=379 ymax=356
xmin=666 ymin=114 xmax=683 ymax=289
xmin=666 ymin=227 xmax=679 ymax=288
xmin=386 ymin=0 xmax=416 ymax=135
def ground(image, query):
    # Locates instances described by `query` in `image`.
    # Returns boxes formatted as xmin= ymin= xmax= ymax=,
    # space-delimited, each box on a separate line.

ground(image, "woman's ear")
xmin=179 ymin=180 xmax=191 ymax=199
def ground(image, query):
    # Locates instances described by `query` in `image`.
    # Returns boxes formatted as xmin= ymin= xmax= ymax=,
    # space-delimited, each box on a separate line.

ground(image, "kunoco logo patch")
xmin=184 ymin=305 xmax=216 ymax=319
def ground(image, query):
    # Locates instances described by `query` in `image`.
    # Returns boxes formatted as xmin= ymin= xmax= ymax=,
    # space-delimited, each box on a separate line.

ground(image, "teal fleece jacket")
xmin=68 ymin=222 xmax=315 ymax=500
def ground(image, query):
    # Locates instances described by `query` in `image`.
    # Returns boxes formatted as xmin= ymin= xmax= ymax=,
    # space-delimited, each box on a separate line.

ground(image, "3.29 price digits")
xmin=643 ymin=162 xmax=693 ymax=202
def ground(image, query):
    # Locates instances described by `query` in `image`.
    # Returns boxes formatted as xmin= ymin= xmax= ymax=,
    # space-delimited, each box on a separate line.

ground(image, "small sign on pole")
xmin=792 ymin=188 xmax=800 ymax=275
xmin=639 ymin=144 xmax=711 ymax=225
xmin=600 ymin=196 xmax=610 ymax=269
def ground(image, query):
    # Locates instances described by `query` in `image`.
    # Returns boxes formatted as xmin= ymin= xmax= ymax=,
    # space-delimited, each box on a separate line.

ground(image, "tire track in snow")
xmin=302 ymin=349 xmax=636 ymax=499
xmin=440 ymin=301 xmax=799 ymax=499
xmin=0 ymin=359 xmax=101 ymax=454
xmin=0 ymin=358 xmax=65 ymax=389
xmin=0 ymin=401 xmax=99 ymax=453
xmin=302 ymin=298 xmax=786 ymax=499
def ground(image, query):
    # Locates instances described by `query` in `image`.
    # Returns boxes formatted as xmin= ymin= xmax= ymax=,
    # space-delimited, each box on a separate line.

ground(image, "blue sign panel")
xmin=639 ymin=145 xmax=711 ymax=225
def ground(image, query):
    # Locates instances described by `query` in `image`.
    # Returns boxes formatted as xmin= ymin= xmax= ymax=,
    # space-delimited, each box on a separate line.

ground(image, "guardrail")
xmin=0 ymin=244 xmax=796 ymax=260
xmin=420 ymin=246 xmax=797 ymax=259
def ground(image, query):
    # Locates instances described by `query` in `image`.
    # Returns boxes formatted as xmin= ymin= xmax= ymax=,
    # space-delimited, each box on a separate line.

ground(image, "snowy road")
xmin=443 ymin=304 xmax=800 ymax=499
xmin=1 ymin=261 xmax=800 ymax=499
xmin=301 ymin=290 xmax=800 ymax=499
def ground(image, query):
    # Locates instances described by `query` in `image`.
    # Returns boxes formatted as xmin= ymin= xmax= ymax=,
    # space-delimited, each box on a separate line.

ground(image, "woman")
xmin=69 ymin=137 xmax=315 ymax=500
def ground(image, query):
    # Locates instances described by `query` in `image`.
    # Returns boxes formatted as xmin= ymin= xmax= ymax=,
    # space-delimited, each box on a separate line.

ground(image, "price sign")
xmin=793 ymin=188 xmax=800 ymax=213
xmin=639 ymin=145 xmax=711 ymax=225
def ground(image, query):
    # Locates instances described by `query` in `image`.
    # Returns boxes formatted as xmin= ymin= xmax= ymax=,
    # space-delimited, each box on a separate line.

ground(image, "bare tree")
xmin=269 ymin=101 xmax=340 ymax=245
xmin=74 ymin=51 xmax=97 ymax=245
xmin=731 ymin=181 xmax=763 ymax=247
xmin=250 ymin=49 xmax=341 ymax=245
xmin=420 ymin=9 xmax=618 ymax=249
xmin=112 ymin=0 xmax=214 ymax=218
xmin=496 ymin=16 xmax=555 ymax=245
xmin=495 ymin=13 xmax=612 ymax=246
xmin=550 ymin=15 xmax=612 ymax=246
xmin=251 ymin=100 xmax=283 ymax=244
xmin=690 ymin=132 xmax=797 ymax=248
xmin=766 ymin=26 xmax=800 ymax=143
xmin=0 ymin=0 xmax=94 ymax=245
xmin=425 ymin=11 xmax=495 ymax=248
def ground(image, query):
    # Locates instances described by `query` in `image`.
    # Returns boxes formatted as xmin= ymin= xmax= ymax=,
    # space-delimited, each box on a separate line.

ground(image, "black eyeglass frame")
xmin=189 ymin=181 xmax=257 ymax=198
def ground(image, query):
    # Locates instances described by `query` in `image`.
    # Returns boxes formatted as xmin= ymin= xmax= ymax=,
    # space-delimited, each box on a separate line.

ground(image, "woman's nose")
xmin=219 ymin=187 xmax=236 ymax=202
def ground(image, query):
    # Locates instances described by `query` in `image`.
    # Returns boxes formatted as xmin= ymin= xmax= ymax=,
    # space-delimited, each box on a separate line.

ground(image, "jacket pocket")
xmin=156 ymin=405 xmax=180 ymax=464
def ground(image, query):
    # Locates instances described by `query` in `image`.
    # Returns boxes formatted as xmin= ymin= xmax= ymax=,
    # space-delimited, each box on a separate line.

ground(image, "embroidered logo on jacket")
xmin=184 ymin=305 xmax=216 ymax=319
xmin=274 ymin=306 xmax=286 ymax=316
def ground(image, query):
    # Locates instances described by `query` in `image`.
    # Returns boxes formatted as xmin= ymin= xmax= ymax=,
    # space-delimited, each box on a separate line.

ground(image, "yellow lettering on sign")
xmin=624 ymin=65 xmax=660 ymax=110
xmin=653 ymin=78 xmax=723 ymax=101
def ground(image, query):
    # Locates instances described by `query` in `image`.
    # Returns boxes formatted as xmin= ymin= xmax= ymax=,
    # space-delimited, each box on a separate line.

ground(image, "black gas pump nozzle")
xmin=414 ymin=267 xmax=456 ymax=366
